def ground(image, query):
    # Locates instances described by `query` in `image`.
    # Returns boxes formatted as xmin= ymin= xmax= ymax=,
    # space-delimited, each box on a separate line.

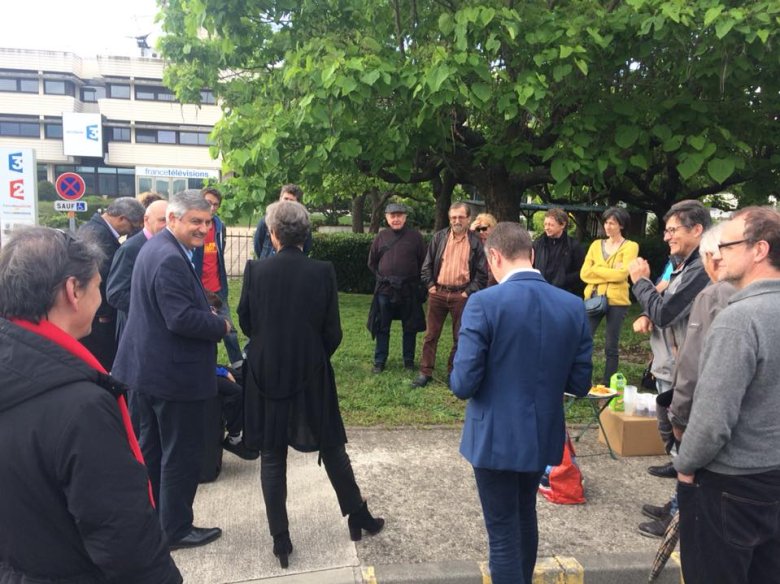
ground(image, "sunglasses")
xmin=475 ymin=226 xmax=489 ymax=233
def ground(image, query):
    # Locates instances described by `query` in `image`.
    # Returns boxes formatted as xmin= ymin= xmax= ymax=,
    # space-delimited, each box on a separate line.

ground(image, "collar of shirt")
xmin=101 ymin=215 xmax=120 ymax=240
xmin=143 ymin=227 xmax=153 ymax=240
xmin=449 ymin=230 xmax=468 ymax=243
xmin=167 ymin=226 xmax=195 ymax=262
xmin=500 ymin=267 xmax=540 ymax=284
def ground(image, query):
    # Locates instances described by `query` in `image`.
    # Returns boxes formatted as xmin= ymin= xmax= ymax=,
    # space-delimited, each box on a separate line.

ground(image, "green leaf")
xmin=757 ymin=29 xmax=769 ymax=43
xmin=471 ymin=83 xmax=492 ymax=103
xmin=438 ymin=13 xmax=454 ymax=35
xmin=704 ymin=6 xmax=723 ymax=27
xmin=677 ymin=154 xmax=705 ymax=180
xmin=688 ymin=135 xmax=706 ymax=150
xmin=426 ymin=65 xmax=452 ymax=92
xmin=615 ymin=125 xmax=639 ymax=149
xmin=339 ymin=139 xmax=362 ymax=158
xmin=559 ymin=45 xmax=574 ymax=59
xmin=553 ymin=64 xmax=572 ymax=82
xmin=597 ymin=158 xmax=608 ymax=174
xmin=360 ymin=70 xmax=381 ymax=86
xmin=629 ymin=154 xmax=648 ymax=169
xmin=663 ymin=135 xmax=684 ymax=152
xmin=551 ymin=158 xmax=569 ymax=183
xmin=574 ymin=59 xmax=588 ymax=76
xmin=715 ymin=18 xmax=735 ymax=39
xmin=707 ymin=157 xmax=736 ymax=183
xmin=480 ymin=7 xmax=496 ymax=26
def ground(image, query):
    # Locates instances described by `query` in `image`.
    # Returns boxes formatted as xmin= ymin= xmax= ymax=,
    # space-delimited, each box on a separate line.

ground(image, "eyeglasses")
xmin=663 ymin=225 xmax=690 ymax=236
xmin=207 ymin=201 xmax=220 ymax=209
xmin=717 ymin=239 xmax=750 ymax=251
xmin=474 ymin=226 xmax=489 ymax=233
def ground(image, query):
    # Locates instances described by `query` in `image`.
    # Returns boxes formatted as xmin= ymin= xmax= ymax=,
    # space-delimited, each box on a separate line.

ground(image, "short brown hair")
xmin=545 ymin=208 xmax=568 ymax=226
xmin=732 ymin=206 xmax=780 ymax=270
xmin=485 ymin=222 xmax=533 ymax=261
xmin=201 ymin=186 xmax=222 ymax=203
xmin=449 ymin=201 xmax=471 ymax=217
xmin=280 ymin=184 xmax=303 ymax=203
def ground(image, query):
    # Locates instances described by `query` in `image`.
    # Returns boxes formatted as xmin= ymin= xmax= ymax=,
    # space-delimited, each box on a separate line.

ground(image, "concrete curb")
xmin=240 ymin=553 xmax=681 ymax=583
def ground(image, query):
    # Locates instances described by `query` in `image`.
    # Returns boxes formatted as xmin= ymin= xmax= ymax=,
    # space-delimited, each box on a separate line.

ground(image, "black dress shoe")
xmin=411 ymin=374 xmax=432 ymax=388
xmin=647 ymin=462 xmax=677 ymax=479
xmin=371 ymin=363 xmax=385 ymax=374
xmin=638 ymin=515 xmax=672 ymax=539
xmin=642 ymin=500 xmax=673 ymax=521
xmin=222 ymin=437 xmax=260 ymax=460
xmin=403 ymin=361 xmax=415 ymax=371
xmin=169 ymin=526 xmax=222 ymax=550
xmin=273 ymin=531 xmax=293 ymax=568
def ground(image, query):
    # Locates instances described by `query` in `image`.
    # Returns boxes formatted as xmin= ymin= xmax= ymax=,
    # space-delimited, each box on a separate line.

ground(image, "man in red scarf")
xmin=0 ymin=226 xmax=181 ymax=583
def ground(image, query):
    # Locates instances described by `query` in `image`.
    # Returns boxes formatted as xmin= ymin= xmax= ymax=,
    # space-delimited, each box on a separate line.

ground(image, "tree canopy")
xmin=159 ymin=0 xmax=779 ymax=225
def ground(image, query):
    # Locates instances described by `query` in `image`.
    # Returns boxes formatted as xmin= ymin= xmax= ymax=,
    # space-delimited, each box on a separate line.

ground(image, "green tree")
xmin=159 ymin=0 xmax=779 ymax=224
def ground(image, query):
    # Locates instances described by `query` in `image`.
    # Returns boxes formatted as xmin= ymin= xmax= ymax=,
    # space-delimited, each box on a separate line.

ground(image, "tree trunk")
xmin=473 ymin=167 xmax=518 ymax=222
xmin=367 ymin=189 xmax=392 ymax=233
xmin=432 ymin=170 xmax=457 ymax=231
xmin=351 ymin=193 xmax=366 ymax=233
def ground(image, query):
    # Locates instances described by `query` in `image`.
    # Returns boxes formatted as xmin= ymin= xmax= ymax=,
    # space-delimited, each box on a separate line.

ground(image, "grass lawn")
xmin=221 ymin=279 xmax=652 ymax=427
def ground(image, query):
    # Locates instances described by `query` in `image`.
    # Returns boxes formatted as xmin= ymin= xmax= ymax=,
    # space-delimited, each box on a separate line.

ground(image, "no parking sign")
xmin=55 ymin=172 xmax=86 ymax=201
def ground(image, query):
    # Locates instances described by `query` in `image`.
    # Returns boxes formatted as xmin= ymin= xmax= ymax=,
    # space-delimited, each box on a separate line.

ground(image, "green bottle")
xmin=609 ymin=372 xmax=626 ymax=412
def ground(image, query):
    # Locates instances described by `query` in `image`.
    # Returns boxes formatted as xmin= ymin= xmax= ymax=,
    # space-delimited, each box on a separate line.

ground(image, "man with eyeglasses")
xmin=191 ymin=187 xmax=243 ymax=367
xmin=412 ymin=201 xmax=487 ymax=388
xmin=78 ymin=196 xmax=145 ymax=371
xmin=674 ymin=206 xmax=780 ymax=584
xmin=627 ymin=199 xmax=712 ymax=538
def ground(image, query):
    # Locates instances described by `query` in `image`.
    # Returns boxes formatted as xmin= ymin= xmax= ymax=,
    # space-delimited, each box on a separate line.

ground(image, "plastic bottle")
xmin=608 ymin=372 xmax=626 ymax=412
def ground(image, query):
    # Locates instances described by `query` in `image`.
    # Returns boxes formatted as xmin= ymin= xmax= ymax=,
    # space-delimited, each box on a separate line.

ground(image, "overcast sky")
xmin=2 ymin=0 xmax=162 ymax=57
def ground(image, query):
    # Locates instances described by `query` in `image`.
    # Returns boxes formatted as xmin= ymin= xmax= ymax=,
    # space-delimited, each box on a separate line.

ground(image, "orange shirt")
xmin=201 ymin=224 xmax=221 ymax=293
xmin=437 ymin=231 xmax=470 ymax=287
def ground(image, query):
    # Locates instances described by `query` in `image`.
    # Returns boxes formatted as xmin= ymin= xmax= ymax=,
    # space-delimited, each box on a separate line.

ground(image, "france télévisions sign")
xmin=56 ymin=172 xmax=86 ymax=200
xmin=0 ymin=148 xmax=39 ymax=245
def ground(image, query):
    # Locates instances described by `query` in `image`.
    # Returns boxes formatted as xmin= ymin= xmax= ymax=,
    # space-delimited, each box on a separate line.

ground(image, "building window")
xmin=135 ymin=129 xmax=158 ymax=143
xmin=44 ymin=80 xmax=75 ymax=96
xmin=0 ymin=77 xmax=38 ymax=93
xmin=200 ymin=90 xmax=216 ymax=104
xmin=81 ymin=86 xmax=106 ymax=102
xmin=135 ymin=85 xmax=176 ymax=102
xmin=109 ymin=127 xmax=131 ymax=142
xmin=108 ymin=84 xmax=131 ymax=99
xmin=0 ymin=119 xmax=40 ymax=138
xmin=158 ymin=130 xmax=177 ymax=144
xmin=179 ymin=131 xmax=212 ymax=146
xmin=44 ymin=122 xmax=63 ymax=139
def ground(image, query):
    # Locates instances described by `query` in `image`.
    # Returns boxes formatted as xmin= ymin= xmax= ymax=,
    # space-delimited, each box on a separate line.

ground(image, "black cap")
xmin=385 ymin=203 xmax=407 ymax=214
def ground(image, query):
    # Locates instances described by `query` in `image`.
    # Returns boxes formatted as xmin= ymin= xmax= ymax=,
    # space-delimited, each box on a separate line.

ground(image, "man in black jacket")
xmin=0 ymin=226 xmax=181 ymax=584
xmin=78 ymin=197 xmax=145 ymax=370
xmin=532 ymin=208 xmax=585 ymax=295
xmin=367 ymin=203 xmax=426 ymax=373
xmin=413 ymin=202 xmax=487 ymax=387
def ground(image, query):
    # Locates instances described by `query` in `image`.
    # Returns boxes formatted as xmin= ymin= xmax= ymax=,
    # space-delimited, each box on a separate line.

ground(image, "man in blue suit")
xmin=113 ymin=190 xmax=229 ymax=550
xmin=451 ymin=222 xmax=593 ymax=584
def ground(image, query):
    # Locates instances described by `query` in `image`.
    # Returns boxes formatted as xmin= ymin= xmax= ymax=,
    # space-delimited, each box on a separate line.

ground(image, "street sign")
xmin=55 ymin=172 xmax=86 ymax=201
xmin=54 ymin=201 xmax=88 ymax=212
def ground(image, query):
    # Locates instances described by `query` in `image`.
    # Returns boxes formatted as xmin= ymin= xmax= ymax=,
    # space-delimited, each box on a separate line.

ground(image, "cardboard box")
xmin=598 ymin=408 xmax=667 ymax=457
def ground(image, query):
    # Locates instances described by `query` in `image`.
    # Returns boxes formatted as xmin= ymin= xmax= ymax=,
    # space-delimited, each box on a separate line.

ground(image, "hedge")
xmin=312 ymin=232 xmax=674 ymax=295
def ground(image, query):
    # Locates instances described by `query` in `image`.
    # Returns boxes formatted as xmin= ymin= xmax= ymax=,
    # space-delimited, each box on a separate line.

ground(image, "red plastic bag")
xmin=538 ymin=434 xmax=585 ymax=504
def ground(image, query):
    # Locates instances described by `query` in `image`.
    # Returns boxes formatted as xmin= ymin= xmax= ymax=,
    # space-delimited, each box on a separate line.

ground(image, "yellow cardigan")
xmin=580 ymin=239 xmax=639 ymax=306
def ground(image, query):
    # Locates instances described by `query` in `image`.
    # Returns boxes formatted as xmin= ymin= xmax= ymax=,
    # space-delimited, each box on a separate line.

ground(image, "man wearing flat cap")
xmin=367 ymin=203 xmax=427 ymax=373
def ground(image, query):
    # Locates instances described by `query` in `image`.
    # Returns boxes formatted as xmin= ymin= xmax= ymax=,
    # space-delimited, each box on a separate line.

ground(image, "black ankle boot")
xmin=272 ymin=531 xmax=293 ymax=568
xmin=348 ymin=501 xmax=385 ymax=541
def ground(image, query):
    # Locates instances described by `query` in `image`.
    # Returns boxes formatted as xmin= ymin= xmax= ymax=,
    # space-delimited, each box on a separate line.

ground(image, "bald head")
xmin=144 ymin=200 xmax=168 ymax=235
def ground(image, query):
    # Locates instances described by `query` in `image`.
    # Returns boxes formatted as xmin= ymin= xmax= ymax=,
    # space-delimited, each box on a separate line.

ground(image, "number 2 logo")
xmin=10 ymin=179 xmax=25 ymax=200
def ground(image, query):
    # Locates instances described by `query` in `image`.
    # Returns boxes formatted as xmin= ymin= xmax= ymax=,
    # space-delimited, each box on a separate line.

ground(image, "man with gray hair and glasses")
xmin=675 ymin=207 xmax=780 ymax=584
xmin=78 ymin=196 xmax=145 ymax=370
xmin=113 ymin=190 xmax=229 ymax=551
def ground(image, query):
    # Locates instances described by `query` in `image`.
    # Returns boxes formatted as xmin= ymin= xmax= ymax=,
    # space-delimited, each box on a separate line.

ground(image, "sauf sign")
xmin=0 ymin=148 xmax=39 ymax=246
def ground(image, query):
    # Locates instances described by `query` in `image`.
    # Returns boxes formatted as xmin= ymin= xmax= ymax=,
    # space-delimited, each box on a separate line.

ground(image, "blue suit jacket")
xmin=451 ymin=271 xmax=593 ymax=471
xmin=112 ymin=229 xmax=226 ymax=401
xmin=106 ymin=229 xmax=149 ymax=339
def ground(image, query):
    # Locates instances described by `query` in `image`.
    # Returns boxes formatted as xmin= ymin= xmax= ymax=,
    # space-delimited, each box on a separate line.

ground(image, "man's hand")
xmin=224 ymin=320 xmax=232 ymax=335
xmin=628 ymin=257 xmax=651 ymax=284
xmin=428 ymin=286 xmax=436 ymax=295
xmin=633 ymin=315 xmax=653 ymax=334
xmin=461 ymin=291 xmax=468 ymax=298
xmin=677 ymin=472 xmax=695 ymax=484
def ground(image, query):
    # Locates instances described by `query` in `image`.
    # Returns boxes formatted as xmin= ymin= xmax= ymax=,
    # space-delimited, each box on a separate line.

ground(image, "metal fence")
xmin=224 ymin=231 xmax=255 ymax=277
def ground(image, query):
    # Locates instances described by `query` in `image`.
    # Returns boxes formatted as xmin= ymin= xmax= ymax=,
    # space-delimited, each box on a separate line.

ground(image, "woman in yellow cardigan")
xmin=580 ymin=207 xmax=639 ymax=385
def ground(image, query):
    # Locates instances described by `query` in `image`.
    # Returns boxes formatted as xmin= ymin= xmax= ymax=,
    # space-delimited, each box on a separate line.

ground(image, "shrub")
xmin=311 ymin=232 xmax=376 ymax=293
xmin=38 ymin=180 xmax=58 ymax=201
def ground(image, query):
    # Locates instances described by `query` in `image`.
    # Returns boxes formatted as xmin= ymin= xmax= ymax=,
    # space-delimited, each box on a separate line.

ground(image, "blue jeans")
xmin=373 ymin=293 xmax=416 ymax=366
xmin=678 ymin=469 xmax=780 ymax=584
xmin=588 ymin=304 xmax=628 ymax=385
xmin=216 ymin=291 xmax=242 ymax=365
xmin=473 ymin=467 xmax=545 ymax=584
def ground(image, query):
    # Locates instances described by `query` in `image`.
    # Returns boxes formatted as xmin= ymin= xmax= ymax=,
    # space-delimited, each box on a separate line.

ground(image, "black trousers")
xmin=260 ymin=444 xmax=363 ymax=536
xmin=678 ymin=469 xmax=780 ymax=584
xmin=587 ymin=304 xmax=628 ymax=385
xmin=216 ymin=376 xmax=243 ymax=436
xmin=129 ymin=392 xmax=208 ymax=542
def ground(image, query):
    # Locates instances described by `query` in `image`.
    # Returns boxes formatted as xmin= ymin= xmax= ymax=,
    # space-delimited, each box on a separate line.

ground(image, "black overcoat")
xmin=238 ymin=247 xmax=347 ymax=452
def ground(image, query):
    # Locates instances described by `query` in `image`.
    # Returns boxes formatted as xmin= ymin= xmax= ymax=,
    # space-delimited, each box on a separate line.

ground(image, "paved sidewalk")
xmin=173 ymin=426 xmax=681 ymax=583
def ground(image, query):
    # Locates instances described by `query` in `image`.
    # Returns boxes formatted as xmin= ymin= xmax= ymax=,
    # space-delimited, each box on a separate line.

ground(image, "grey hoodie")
xmin=675 ymin=279 xmax=780 ymax=475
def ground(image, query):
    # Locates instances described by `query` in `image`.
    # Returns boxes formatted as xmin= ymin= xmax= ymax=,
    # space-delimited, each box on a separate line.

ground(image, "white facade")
xmin=0 ymin=47 xmax=222 ymax=197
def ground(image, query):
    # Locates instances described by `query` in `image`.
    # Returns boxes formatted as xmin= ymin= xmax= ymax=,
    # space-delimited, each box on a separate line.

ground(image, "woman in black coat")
xmin=238 ymin=201 xmax=384 ymax=568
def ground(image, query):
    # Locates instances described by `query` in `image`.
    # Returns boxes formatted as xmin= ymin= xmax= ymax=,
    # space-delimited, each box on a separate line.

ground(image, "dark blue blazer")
xmin=106 ymin=229 xmax=149 ymax=339
xmin=113 ymin=229 xmax=226 ymax=401
xmin=451 ymin=271 xmax=593 ymax=471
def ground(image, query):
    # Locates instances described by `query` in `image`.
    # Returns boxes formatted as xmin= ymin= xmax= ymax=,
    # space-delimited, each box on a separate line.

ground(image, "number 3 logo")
xmin=8 ymin=153 xmax=24 ymax=173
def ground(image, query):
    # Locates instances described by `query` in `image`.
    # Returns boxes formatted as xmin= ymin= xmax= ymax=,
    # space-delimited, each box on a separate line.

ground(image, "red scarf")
xmin=10 ymin=318 xmax=155 ymax=507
